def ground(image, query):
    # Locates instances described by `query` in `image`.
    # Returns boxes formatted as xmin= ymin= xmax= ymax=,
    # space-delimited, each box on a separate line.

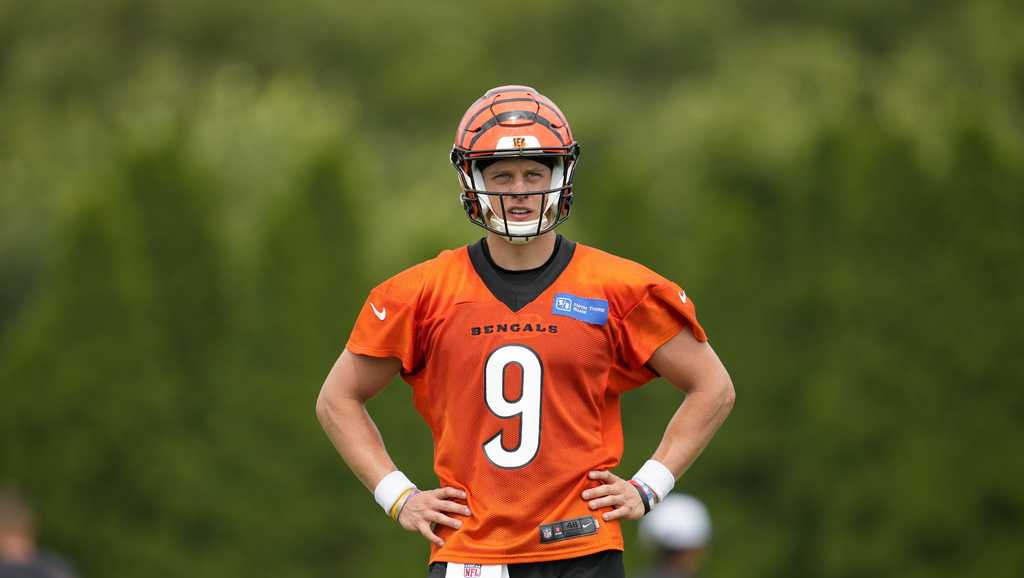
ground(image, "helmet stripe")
xmin=459 ymin=97 xmax=568 ymax=137
xmin=468 ymin=110 xmax=566 ymax=148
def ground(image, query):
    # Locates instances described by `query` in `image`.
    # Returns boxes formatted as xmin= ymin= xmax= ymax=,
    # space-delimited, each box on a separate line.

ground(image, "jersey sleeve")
xmin=617 ymin=280 xmax=708 ymax=371
xmin=345 ymin=266 xmax=425 ymax=374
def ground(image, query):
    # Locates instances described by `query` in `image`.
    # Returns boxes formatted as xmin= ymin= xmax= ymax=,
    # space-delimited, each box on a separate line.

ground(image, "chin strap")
xmin=504 ymin=234 xmax=533 ymax=245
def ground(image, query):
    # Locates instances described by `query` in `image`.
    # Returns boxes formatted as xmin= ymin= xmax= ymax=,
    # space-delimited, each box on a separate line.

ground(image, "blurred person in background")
xmin=634 ymin=494 xmax=711 ymax=578
xmin=317 ymin=85 xmax=734 ymax=578
xmin=0 ymin=488 xmax=77 ymax=578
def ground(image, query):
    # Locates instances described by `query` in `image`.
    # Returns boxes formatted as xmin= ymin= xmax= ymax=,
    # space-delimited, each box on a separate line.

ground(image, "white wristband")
xmin=632 ymin=459 xmax=675 ymax=501
xmin=373 ymin=471 xmax=417 ymax=513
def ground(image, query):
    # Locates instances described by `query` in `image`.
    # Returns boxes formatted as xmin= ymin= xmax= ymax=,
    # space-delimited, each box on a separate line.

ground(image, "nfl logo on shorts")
xmin=463 ymin=564 xmax=482 ymax=577
xmin=555 ymin=296 xmax=573 ymax=312
xmin=542 ymin=527 xmax=553 ymax=540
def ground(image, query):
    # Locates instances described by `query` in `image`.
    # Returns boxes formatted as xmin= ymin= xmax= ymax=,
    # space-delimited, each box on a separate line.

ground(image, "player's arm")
xmin=316 ymin=348 xmax=402 ymax=490
xmin=584 ymin=329 xmax=735 ymax=521
xmin=316 ymin=348 xmax=471 ymax=546
xmin=645 ymin=330 xmax=735 ymax=478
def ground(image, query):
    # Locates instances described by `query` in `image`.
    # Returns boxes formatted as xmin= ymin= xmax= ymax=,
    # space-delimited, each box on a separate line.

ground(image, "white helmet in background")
xmin=639 ymin=493 xmax=712 ymax=550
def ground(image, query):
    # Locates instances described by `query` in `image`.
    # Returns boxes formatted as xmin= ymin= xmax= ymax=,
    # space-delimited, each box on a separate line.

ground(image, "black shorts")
xmin=427 ymin=550 xmax=624 ymax=578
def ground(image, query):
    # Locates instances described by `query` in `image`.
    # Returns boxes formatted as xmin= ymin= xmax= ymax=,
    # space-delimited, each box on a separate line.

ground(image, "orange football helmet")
xmin=451 ymin=85 xmax=581 ymax=243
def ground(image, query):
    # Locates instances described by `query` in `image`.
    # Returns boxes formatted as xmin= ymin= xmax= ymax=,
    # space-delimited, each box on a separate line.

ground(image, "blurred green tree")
xmin=0 ymin=1 xmax=1021 ymax=577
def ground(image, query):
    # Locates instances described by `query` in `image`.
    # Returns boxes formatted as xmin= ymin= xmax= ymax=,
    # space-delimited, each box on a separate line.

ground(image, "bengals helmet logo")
xmin=512 ymin=136 xmax=527 ymax=148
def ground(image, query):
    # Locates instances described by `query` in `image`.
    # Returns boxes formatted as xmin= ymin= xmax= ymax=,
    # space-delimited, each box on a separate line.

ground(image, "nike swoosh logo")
xmin=370 ymin=302 xmax=387 ymax=321
xmin=679 ymin=291 xmax=687 ymax=304
xmin=581 ymin=520 xmax=592 ymax=528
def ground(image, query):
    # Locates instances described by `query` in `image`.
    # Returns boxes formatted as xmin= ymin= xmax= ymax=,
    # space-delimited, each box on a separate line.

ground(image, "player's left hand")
xmin=581 ymin=470 xmax=645 ymax=522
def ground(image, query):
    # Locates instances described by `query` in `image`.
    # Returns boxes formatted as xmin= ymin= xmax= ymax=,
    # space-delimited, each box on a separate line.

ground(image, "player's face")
xmin=480 ymin=158 xmax=552 ymax=223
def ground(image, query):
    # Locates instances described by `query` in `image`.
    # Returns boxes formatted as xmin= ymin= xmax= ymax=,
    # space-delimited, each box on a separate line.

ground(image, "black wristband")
xmin=630 ymin=480 xmax=652 ymax=515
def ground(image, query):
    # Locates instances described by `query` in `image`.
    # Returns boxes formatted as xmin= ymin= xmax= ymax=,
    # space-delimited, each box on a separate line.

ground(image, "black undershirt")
xmin=468 ymin=234 xmax=577 ymax=312
xmin=480 ymin=235 xmax=563 ymax=288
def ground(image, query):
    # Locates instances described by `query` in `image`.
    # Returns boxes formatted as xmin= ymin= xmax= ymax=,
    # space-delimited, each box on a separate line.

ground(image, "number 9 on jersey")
xmin=482 ymin=344 xmax=543 ymax=469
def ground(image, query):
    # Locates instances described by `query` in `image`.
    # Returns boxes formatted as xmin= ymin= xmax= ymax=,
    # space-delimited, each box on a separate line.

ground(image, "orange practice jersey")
xmin=346 ymin=238 xmax=707 ymax=565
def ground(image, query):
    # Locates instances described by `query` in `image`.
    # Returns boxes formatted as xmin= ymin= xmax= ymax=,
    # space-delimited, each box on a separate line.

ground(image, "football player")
xmin=317 ymin=86 xmax=735 ymax=578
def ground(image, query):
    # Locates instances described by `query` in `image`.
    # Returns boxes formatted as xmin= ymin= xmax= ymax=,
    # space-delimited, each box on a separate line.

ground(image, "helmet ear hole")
xmin=463 ymin=196 xmax=481 ymax=220
xmin=559 ymin=195 xmax=573 ymax=219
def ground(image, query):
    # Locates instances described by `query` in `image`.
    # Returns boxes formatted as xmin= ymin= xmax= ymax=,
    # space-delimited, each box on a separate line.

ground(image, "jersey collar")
xmin=468 ymin=235 xmax=577 ymax=312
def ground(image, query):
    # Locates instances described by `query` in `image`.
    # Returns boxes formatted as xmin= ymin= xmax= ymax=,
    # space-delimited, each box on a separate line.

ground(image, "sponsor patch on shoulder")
xmin=539 ymin=515 xmax=600 ymax=544
xmin=552 ymin=293 xmax=608 ymax=325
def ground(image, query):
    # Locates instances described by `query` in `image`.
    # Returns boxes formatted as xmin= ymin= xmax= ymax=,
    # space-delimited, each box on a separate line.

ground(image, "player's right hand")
xmin=397 ymin=487 xmax=472 ymax=547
